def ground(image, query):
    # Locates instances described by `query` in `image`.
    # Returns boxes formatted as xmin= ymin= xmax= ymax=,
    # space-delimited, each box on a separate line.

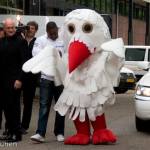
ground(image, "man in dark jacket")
xmin=0 ymin=18 xmax=28 ymax=142
xmin=0 ymin=22 xmax=5 ymax=130
xmin=21 ymin=21 xmax=39 ymax=134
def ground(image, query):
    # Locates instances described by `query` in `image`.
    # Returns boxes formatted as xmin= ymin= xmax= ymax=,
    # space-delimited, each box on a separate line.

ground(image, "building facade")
xmin=0 ymin=0 xmax=24 ymax=14
xmin=0 ymin=0 xmax=149 ymax=45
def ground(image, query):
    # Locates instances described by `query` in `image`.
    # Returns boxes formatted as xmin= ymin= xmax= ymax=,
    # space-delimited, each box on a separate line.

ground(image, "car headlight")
xmin=136 ymin=85 xmax=150 ymax=96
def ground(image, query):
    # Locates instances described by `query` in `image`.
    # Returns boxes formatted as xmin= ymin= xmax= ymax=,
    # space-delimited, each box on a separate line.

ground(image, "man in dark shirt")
xmin=0 ymin=18 xmax=28 ymax=142
xmin=21 ymin=21 xmax=39 ymax=134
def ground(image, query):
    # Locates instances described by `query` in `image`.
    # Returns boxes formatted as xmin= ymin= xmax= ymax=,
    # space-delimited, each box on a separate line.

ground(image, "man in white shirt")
xmin=30 ymin=22 xmax=65 ymax=143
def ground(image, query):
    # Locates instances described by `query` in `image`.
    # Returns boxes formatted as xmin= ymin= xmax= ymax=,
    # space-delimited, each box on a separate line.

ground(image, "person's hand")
xmin=21 ymin=32 xmax=25 ymax=39
xmin=14 ymin=80 xmax=22 ymax=89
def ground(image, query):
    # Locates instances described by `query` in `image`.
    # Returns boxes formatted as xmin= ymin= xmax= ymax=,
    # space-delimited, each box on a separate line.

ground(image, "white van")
xmin=125 ymin=45 xmax=150 ymax=81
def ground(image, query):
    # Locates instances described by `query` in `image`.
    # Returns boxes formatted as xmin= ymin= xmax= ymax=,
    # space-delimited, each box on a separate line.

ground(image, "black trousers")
xmin=0 ymin=85 xmax=5 ymax=130
xmin=21 ymin=74 xmax=39 ymax=130
xmin=0 ymin=86 xmax=3 ymax=129
xmin=0 ymin=106 xmax=2 ymax=129
xmin=1 ymin=80 xmax=21 ymax=135
xmin=0 ymin=107 xmax=7 ymax=130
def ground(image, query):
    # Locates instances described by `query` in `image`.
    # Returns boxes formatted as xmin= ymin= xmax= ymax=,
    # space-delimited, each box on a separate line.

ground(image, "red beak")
xmin=68 ymin=41 xmax=91 ymax=73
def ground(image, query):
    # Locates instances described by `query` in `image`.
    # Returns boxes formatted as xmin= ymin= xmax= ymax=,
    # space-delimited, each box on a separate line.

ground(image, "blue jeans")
xmin=36 ymin=78 xmax=65 ymax=137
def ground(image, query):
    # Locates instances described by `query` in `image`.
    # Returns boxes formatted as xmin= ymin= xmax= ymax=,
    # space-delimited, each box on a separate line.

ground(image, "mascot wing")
xmin=22 ymin=45 xmax=67 ymax=81
xmin=101 ymin=38 xmax=125 ymax=58
xmin=101 ymin=38 xmax=125 ymax=87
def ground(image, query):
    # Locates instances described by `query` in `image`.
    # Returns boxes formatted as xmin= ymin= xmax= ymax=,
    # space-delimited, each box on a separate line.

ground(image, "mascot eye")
xmin=68 ymin=24 xmax=75 ymax=34
xmin=82 ymin=23 xmax=93 ymax=33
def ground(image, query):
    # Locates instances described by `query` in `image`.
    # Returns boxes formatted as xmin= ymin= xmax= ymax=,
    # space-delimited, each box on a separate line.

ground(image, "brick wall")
xmin=112 ymin=14 xmax=146 ymax=45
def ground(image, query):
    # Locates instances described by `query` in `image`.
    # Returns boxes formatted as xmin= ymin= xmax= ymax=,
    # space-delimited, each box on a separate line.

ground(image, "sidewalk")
xmin=0 ymin=99 xmax=98 ymax=150
xmin=0 ymin=90 xmax=135 ymax=150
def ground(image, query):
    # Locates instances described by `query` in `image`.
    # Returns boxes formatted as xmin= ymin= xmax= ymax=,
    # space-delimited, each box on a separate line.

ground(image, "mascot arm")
xmin=101 ymin=38 xmax=125 ymax=87
xmin=106 ymin=53 xmax=125 ymax=87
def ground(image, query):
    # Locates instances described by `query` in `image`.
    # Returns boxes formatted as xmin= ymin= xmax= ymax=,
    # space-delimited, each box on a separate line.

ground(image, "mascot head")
xmin=63 ymin=9 xmax=111 ymax=73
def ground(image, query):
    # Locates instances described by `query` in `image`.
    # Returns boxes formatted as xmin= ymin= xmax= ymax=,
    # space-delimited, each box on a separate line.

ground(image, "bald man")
xmin=0 ymin=18 xmax=28 ymax=142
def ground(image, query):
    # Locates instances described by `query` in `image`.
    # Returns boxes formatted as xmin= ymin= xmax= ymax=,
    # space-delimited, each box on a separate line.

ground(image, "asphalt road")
xmin=1 ymin=91 xmax=150 ymax=150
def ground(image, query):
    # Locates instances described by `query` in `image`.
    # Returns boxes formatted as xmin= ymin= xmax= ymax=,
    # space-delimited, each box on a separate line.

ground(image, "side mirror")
xmin=136 ymin=61 xmax=150 ymax=70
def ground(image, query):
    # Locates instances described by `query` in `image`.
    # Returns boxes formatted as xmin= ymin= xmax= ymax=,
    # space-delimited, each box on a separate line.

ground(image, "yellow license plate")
xmin=127 ymin=78 xmax=134 ymax=83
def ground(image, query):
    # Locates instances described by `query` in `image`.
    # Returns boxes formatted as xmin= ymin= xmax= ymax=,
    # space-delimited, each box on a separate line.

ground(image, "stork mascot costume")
xmin=23 ymin=9 xmax=125 ymax=145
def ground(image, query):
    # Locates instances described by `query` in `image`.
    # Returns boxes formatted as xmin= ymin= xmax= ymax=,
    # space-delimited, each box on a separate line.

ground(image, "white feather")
xmin=72 ymin=93 xmax=80 ymax=107
xmin=79 ymin=108 xmax=85 ymax=122
xmin=22 ymin=45 xmax=59 ymax=76
xmin=55 ymin=103 xmax=69 ymax=116
xmin=87 ymin=107 xmax=96 ymax=121
xmin=69 ymin=106 xmax=75 ymax=119
xmin=66 ymin=94 xmax=74 ymax=106
xmin=72 ymin=107 xmax=80 ymax=120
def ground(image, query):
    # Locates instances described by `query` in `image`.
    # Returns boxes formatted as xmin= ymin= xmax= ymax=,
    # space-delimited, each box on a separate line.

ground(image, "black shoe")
xmin=0 ymin=133 xmax=12 ymax=141
xmin=20 ymin=127 xmax=28 ymax=135
xmin=5 ymin=134 xmax=22 ymax=143
xmin=3 ymin=129 xmax=9 ymax=136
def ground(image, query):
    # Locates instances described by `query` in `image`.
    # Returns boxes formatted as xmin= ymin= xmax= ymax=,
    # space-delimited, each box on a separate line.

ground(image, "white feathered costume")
xmin=23 ymin=9 xmax=125 ymax=145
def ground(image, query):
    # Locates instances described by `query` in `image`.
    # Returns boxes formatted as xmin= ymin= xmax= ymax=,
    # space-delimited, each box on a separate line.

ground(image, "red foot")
xmin=64 ymin=134 xmax=90 ymax=145
xmin=92 ymin=129 xmax=117 ymax=144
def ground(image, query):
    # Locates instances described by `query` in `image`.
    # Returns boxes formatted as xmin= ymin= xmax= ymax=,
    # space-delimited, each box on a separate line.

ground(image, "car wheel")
xmin=135 ymin=116 xmax=150 ymax=132
xmin=114 ymin=88 xmax=128 ymax=94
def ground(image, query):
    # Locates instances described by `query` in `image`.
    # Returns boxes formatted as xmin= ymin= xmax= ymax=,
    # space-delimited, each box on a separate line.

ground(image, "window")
xmin=95 ymin=0 xmax=100 ymax=11
xmin=125 ymin=48 xmax=146 ymax=61
xmin=0 ymin=0 xmax=23 ymax=14
xmin=106 ymin=0 xmax=112 ymax=14
xmin=125 ymin=4 xmax=129 ymax=16
xmin=76 ymin=0 xmax=81 ymax=4
xmin=0 ymin=0 xmax=7 ymax=5
xmin=118 ymin=1 xmax=125 ymax=15
xmin=101 ymin=0 xmax=106 ymax=13
xmin=88 ymin=0 xmax=94 ymax=9
xmin=133 ymin=3 xmax=146 ymax=20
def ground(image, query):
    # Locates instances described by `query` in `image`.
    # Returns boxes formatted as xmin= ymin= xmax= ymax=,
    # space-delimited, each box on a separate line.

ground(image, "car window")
xmin=125 ymin=48 xmax=145 ymax=61
xmin=148 ymin=49 xmax=150 ymax=62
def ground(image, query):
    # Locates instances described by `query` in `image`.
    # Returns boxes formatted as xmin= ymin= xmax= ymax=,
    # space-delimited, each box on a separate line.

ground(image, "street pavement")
xmin=0 ymin=90 xmax=144 ymax=150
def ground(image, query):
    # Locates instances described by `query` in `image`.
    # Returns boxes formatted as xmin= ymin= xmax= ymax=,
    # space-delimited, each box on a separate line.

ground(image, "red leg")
xmin=91 ymin=114 xmax=117 ymax=144
xmin=64 ymin=116 xmax=90 ymax=145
